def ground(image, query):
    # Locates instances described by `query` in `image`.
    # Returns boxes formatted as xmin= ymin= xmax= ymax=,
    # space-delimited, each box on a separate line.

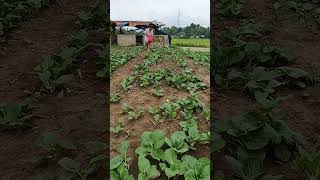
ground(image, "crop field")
xmin=213 ymin=0 xmax=320 ymax=179
xmin=172 ymin=38 xmax=210 ymax=48
xmin=110 ymin=47 xmax=211 ymax=179
xmin=0 ymin=0 xmax=108 ymax=179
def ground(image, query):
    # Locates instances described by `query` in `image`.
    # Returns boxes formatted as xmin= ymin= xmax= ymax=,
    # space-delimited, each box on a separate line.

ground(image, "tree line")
xmin=161 ymin=23 xmax=210 ymax=39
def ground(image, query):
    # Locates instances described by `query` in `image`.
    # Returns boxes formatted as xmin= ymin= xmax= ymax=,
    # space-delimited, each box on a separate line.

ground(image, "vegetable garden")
xmin=110 ymin=47 xmax=211 ymax=179
xmin=0 ymin=0 xmax=108 ymax=179
xmin=213 ymin=0 xmax=320 ymax=179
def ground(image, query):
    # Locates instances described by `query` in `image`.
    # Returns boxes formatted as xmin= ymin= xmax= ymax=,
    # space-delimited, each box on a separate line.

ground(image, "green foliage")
xmin=35 ymin=132 xmax=76 ymax=160
xmin=215 ymin=108 xmax=304 ymax=162
xmin=216 ymin=0 xmax=243 ymax=17
xmin=138 ymin=156 xmax=160 ymax=180
xmin=58 ymin=154 xmax=107 ymax=180
xmin=110 ymin=119 xmax=124 ymax=134
xmin=0 ymin=102 xmax=32 ymax=128
xmin=0 ymin=0 xmax=49 ymax=39
xmin=226 ymin=156 xmax=283 ymax=180
xmin=135 ymin=130 xmax=166 ymax=161
xmin=295 ymin=147 xmax=320 ymax=180
xmin=33 ymin=48 xmax=78 ymax=93
xmin=165 ymin=131 xmax=190 ymax=153
xmin=110 ymin=141 xmax=134 ymax=180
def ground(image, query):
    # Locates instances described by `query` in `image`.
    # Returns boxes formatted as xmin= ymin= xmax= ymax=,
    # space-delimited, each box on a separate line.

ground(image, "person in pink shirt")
xmin=144 ymin=24 xmax=155 ymax=50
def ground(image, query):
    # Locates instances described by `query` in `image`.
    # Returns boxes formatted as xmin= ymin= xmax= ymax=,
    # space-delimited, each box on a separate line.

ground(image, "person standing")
xmin=144 ymin=24 xmax=155 ymax=50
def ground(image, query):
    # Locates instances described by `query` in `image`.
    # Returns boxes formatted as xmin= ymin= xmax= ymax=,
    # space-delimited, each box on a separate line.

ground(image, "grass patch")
xmin=172 ymin=38 xmax=210 ymax=48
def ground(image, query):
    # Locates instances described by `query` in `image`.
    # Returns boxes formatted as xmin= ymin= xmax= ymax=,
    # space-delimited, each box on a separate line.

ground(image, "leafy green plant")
xmin=110 ymin=92 xmax=121 ymax=103
xmin=110 ymin=119 xmax=124 ymax=134
xmin=138 ymin=156 xmax=160 ymax=180
xmin=215 ymin=109 xmax=304 ymax=162
xmin=34 ymin=48 xmax=78 ymax=93
xmin=151 ymin=84 xmax=164 ymax=97
xmin=84 ymin=141 xmax=107 ymax=155
xmin=0 ymin=102 xmax=32 ymax=128
xmin=110 ymin=141 xmax=134 ymax=180
xmin=165 ymin=131 xmax=189 ymax=153
xmin=182 ymin=155 xmax=210 ymax=180
xmin=35 ymin=132 xmax=76 ymax=160
xmin=128 ymin=106 xmax=144 ymax=121
xmin=295 ymin=147 xmax=320 ymax=180
xmin=121 ymin=75 xmax=135 ymax=91
xmin=226 ymin=156 xmax=283 ymax=180
xmin=121 ymin=103 xmax=132 ymax=113
xmin=135 ymin=130 xmax=166 ymax=161
xmin=160 ymin=100 xmax=180 ymax=120
xmin=159 ymin=148 xmax=188 ymax=178
xmin=58 ymin=154 xmax=107 ymax=180
xmin=216 ymin=0 xmax=243 ymax=17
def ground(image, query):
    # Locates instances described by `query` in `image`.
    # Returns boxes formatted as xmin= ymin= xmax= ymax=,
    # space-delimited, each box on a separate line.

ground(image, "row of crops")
xmin=0 ymin=0 xmax=50 ymax=42
xmin=1 ymin=1 xmax=111 ymax=179
xmin=110 ymin=46 xmax=211 ymax=179
xmin=213 ymin=0 xmax=319 ymax=179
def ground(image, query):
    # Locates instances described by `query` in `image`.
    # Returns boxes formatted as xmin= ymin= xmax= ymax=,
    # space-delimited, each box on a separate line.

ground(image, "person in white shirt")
xmin=144 ymin=24 xmax=155 ymax=50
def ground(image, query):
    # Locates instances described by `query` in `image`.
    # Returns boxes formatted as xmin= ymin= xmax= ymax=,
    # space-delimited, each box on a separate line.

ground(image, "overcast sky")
xmin=110 ymin=0 xmax=210 ymax=27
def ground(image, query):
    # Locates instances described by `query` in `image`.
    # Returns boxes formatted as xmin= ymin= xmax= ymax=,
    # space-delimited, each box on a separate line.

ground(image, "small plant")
xmin=110 ymin=119 xmax=124 ymax=134
xmin=110 ymin=141 xmax=134 ymax=180
xmin=128 ymin=106 xmax=144 ymax=121
xmin=58 ymin=154 xmax=107 ymax=180
xmin=121 ymin=103 xmax=132 ymax=113
xmin=295 ymin=147 xmax=320 ymax=180
xmin=138 ymin=156 xmax=161 ymax=179
xmin=135 ymin=130 xmax=166 ymax=161
xmin=0 ymin=102 xmax=33 ymax=128
xmin=121 ymin=75 xmax=135 ymax=91
xmin=165 ymin=131 xmax=189 ymax=153
xmin=34 ymin=132 xmax=76 ymax=160
xmin=226 ymin=156 xmax=283 ymax=180
xmin=160 ymin=100 xmax=180 ymax=120
xmin=110 ymin=92 xmax=121 ymax=103
xmin=151 ymin=84 xmax=164 ymax=97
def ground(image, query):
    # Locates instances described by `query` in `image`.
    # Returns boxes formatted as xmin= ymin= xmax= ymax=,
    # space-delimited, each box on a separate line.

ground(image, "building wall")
xmin=117 ymin=34 xmax=136 ymax=46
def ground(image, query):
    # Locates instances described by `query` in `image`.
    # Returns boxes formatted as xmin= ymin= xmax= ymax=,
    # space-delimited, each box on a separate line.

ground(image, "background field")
xmin=172 ymin=38 xmax=210 ymax=48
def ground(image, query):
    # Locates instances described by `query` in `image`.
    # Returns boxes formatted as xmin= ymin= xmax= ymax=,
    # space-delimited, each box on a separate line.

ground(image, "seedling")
xmin=34 ymin=132 xmax=76 ymax=160
xmin=110 ymin=141 xmax=134 ymax=180
xmin=0 ymin=102 xmax=33 ymax=128
xmin=127 ymin=106 xmax=144 ymax=121
xmin=110 ymin=119 xmax=124 ymax=134
xmin=58 ymin=154 xmax=107 ymax=180
xmin=110 ymin=92 xmax=121 ymax=103
xmin=295 ymin=147 xmax=320 ymax=180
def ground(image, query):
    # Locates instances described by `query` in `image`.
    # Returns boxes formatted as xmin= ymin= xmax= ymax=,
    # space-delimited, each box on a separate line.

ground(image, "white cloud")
xmin=110 ymin=0 xmax=210 ymax=27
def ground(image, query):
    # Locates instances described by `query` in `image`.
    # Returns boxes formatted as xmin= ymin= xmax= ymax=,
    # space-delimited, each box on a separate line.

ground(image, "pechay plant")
xmin=295 ymin=147 xmax=320 ymax=180
xmin=34 ymin=132 xmax=76 ymax=160
xmin=58 ymin=154 xmax=107 ymax=180
xmin=165 ymin=131 xmax=189 ymax=154
xmin=110 ymin=141 xmax=134 ymax=180
xmin=135 ymin=130 xmax=166 ymax=161
xmin=0 ymin=102 xmax=33 ymax=128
